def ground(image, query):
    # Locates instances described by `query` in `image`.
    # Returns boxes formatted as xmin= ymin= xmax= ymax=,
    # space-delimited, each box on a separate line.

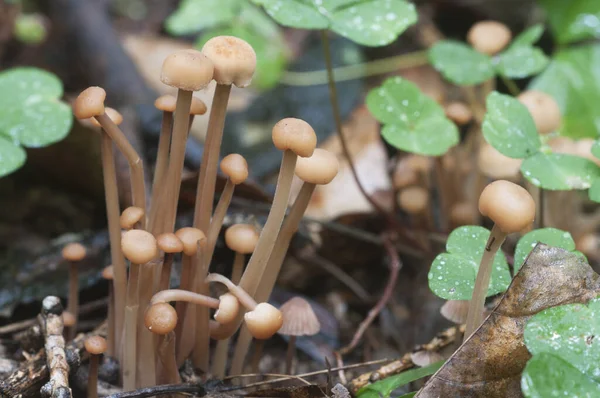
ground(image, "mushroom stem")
xmin=123 ymin=264 xmax=140 ymax=390
xmin=538 ymin=188 xmax=545 ymax=229
xmin=231 ymin=252 xmax=245 ymax=289
xmin=95 ymin=112 xmax=147 ymax=228
xmin=205 ymin=273 xmax=257 ymax=310
xmin=193 ymin=84 xmax=231 ymax=233
xmin=100 ymin=133 xmax=126 ymax=358
xmin=463 ymin=224 xmax=506 ymax=341
xmin=162 ymin=89 xmax=193 ymax=233
xmin=148 ymin=111 xmax=173 ymax=233
xmin=251 ymin=340 xmax=265 ymax=374
xmin=136 ymin=260 xmax=159 ymax=387
xmin=159 ymin=253 xmax=175 ymax=292
xmin=434 ymin=156 xmax=449 ymax=231
xmin=212 ymin=339 xmax=230 ymax=379
xmin=87 ymin=354 xmax=99 ymax=398
xmin=230 ymin=183 xmax=315 ymax=375
xmin=107 ymin=283 xmax=115 ymax=357
xmin=191 ymin=249 xmax=211 ymax=371
xmin=174 ymin=254 xmax=195 ymax=361
xmin=156 ymin=332 xmax=181 ymax=386
xmin=151 ymin=289 xmax=220 ymax=308
xmin=67 ymin=262 xmax=79 ymax=341
xmin=285 ymin=336 xmax=297 ymax=374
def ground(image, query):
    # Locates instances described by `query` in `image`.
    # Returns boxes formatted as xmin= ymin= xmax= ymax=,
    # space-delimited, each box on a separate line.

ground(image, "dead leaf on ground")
xmin=416 ymin=244 xmax=600 ymax=398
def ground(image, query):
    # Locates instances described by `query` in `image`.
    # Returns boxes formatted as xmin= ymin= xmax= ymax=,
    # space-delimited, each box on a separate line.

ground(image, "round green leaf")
xmin=525 ymin=298 xmax=600 ymax=383
xmin=14 ymin=14 xmax=47 ymax=44
xmin=428 ymin=40 xmax=495 ymax=86
xmin=260 ymin=0 xmax=329 ymax=29
xmin=330 ymin=0 xmax=417 ymax=47
xmin=0 ymin=136 xmax=26 ymax=177
xmin=165 ymin=0 xmax=240 ymax=35
xmin=522 ymin=353 xmax=600 ymax=398
xmin=520 ymin=152 xmax=600 ymax=190
xmin=514 ymin=228 xmax=576 ymax=272
xmin=482 ymin=91 xmax=541 ymax=158
xmin=494 ymin=46 xmax=549 ymax=79
xmin=366 ymin=77 xmax=459 ymax=156
xmin=0 ymin=67 xmax=63 ymax=107
xmin=539 ymin=0 xmax=600 ymax=45
xmin=428 ymin=226 xmax=511 ymax=300
xmin=510 ymin=24 xmax=544 ymax=48
xmin=589 ymin=178 xmax=600 ymax=203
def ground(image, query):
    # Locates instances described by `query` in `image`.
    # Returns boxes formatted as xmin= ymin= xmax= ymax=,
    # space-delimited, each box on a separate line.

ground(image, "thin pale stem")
xmin=149 ymin=111 xmax=173 ymax=233
xmin=285 ymin=336 xmax=296 ymax=375
xmin=95 ymin=113 xmax=146 ymax=228
xmin=174 ymin=255 xmax=194 ymax=363
xmin=206 ymin=273 xmax=257 ymax=310
xmin=88 ymin=355 xmax=99 ymax=398
xmin=107 ymin=284 xmax=115 ymax=357
xmin=67 ymin=262 xmax=78 ymax=341
xmin=193 ymin=84 xmax=232 ymax=233
xmin=539 ymin=188 xmax=545 ymax=229
xmin=159 ymin=253 xmax=174 ymax=292
xmin=212 ymin=339 xmax=230 ymax=378
xmin=151 ymin=289 xmax=219 ymax=308
xmin=251 ymin=340 xmax=265 ymax=374
xmin=163 ymin=89 xmax=193 ymax=233
xmin=231 ymin=252 xmax=244 ymax=285
xmin=123 ymin=264 xmax=140 ymax=389
xmin=464 ymin=224 xmax=506 ymax=341
xmin=156 ymin=332 xmax=181 ymax=386
xmin=434 ymin=157 xmax=449 ymax=232
xmin=192 ymin=250 xmax=211 ymax=371
xmin=136 ymin=260 xmax=159 ymax=387
xmin=100 ymin=132 xmax=126 ymax=358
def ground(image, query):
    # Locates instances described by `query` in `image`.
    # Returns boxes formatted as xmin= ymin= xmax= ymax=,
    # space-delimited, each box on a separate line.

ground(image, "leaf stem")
xmin=500 ymin=75 xmax=521 ymax=97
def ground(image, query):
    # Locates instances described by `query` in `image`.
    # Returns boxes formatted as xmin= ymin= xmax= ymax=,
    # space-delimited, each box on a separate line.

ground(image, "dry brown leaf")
xmin=417 ymin=244 xmax=600 ymax=398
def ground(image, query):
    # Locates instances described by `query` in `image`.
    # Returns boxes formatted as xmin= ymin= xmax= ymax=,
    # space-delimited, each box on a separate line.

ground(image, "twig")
xmin=39 ymin=296 xmax=72 ymax=398
xmin=337 ymin=235 xmax=402 ymax=356
xmin=106 ymin=383 xmax=205 ymax=398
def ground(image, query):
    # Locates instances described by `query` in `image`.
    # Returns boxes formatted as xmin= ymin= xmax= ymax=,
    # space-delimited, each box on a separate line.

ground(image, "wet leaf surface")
xmin=513 ymin=228 xmax=576 ymax=272
xmin=539 ymin=0 xmax=600 ymax=44
xmin=417 ymin=245 xmax=600 ymax=397
xmin=494 ymin=46 xmax=549 ymax=79
xmin=428 ymin=40 xmax=495 ymax=86
xmin=510 ymin=24 xmax=544 ymax=48
xmin=520 ymin=152 xmax=600 ymax=190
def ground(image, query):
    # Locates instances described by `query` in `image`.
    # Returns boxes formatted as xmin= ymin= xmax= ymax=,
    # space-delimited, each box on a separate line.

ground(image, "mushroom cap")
xmin=445 ymin=102 xmax=473 ymax=126
xmin=518 ymin=90 xmax=562 ymax=135
xmin=405 ymin=154 xmax=432 ymax=173
xmin=214 ymin=293 xmax=239 ymax=324
xmin=101 ymin=265 xmax=114 ymax=281
xmin=156 ymin=233 xmax=184 ymax=254
xmin=272 ymin=118 xmax=317 ymax=158
xmin=478 ymin=180 xmax=535 ymax=234
xmin=90 ymin=107 xmax=123 ymax=128
xmin=190 ymin=97 xmax=207 ymax=115
xmin=160 ymin=49 xmax=214 ymax=91
xmin=201 ymin=36 xmax=257 ymax=87
xmin=120 ymin=206 xmax=145 ymax=230
xmin=145 ymin=303 xmax=178 ymax=335
xmin=244 ymin=302 xmax=283 ymax=340
xmin=224 ymin=224 xmax=259 ymax=254
xmin=392 ymin=160 xmax=418 ymax=190
xmin=175 ymin=227 xmax=206 ymax=256
xmin=220 ymin=154 xmax=249 ymax=185
xmin=397 ymin=187 xmax=429 ymax=215
xmin=450 ymin=202 xmax=477 ymax=227
xmin=84 ymin=336 xmax=107 ymax=355
xmin=410 ymin=350 xmax=443 ymax=367
xmin=577 ymin=234 xmax=599 ymax=260
xmin=440 ymin=300 xmax=470 ymax=324
xmin=278 ymin=297 xmax=320 ymax=336
xmin=62 ymin=242 xmax=86 ymax=262
xmin=478 ymin=142 xmax=522 ymax=179
xmin=73 ymin=86 xmax=106 ymax=119
xmin=121 ymin=229 xmax=158 ymax=264
xmin=154 ymin=95 xmax=177 ymax=112
xmin=467 ymin=20 xmax=512 ymax=55
xmin=62 ymin=311 xmax=76 ymax=327
xmin=295 ymin=148 xmax=339 ymax=185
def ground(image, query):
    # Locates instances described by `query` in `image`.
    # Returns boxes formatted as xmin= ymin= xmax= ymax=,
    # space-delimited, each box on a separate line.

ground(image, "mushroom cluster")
xmin=68 ymin=35 xmax=338 ymax=389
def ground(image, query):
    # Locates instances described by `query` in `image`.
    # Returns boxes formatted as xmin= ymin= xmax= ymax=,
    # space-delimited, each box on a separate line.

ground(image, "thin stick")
xmin=285 ymin=336 xmax=296 ymax=374
xmin=40 ymin=296 xmax=71 ymax=398
xmin=88 ymin=355 xmax=99 ymax=398
xmin=149 ymin=111 xmax=173 ymax=233
xmin=337 ymin=235 xmax=401 ymax=356
xmin=100 ymin=132 xmax=126 ymax=357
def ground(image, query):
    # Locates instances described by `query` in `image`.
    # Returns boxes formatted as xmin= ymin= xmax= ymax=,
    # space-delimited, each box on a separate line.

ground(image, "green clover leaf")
xmin=514 ymin=228 xmax=576 ymax=272
xmin=520 ymin=152 xmax=600 ymax=190
xmin=428 ymin=40 xmax=495 ymax=86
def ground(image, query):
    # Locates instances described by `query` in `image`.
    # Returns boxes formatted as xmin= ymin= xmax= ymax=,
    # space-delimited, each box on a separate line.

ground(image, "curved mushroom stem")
xmin=151 ymin=289 xmax=219 ymax=308
xmin=100 ymin=133 xmax=126 ymax=358
xmin=285 ymin=336 xmax=297 ymax=374
xmin=205 ymin=273 xmax=257 ymax=311
xmin=463 ymin=224 xmax=507 ymax=341
xmin=148 ymin=110 xmax=173 ymax=233
xmin=94 ymin=112 xmax=146 ymax=228
xmin=87 ymin=354 xmax=99 ymax=398
xmin=230 ymin=182 xmax=315 ymax=375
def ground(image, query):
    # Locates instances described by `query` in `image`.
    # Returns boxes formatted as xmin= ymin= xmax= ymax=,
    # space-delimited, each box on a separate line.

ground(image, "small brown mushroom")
xmin=467 ymin=20 xmax=512 ymax=55
xmin=85 ymin=336 xmax=107 ymax=398
xmin=120 ymin=206 xmax=145 ymax=230
xmin=444 ymin=102 xmax=473 ymax=126
xmin=278 ymin=297 xmax=320 ymax=374
xmin=62 ymin=242 xmax=86 ymax=341
xmin=440 ymin=300 xmax=470 ymax=324
xmin=397 ymin=186 xmax=432 ymax=230
xmin=410 ymin=350 xmax=443 ymax=367
xmin=156 ymin=233 xmax=184 ymax=292
xmin=225 ymin=224 xmax=259 ymax=283
xmin=478 ymin=142 xmax=522 ymax=179
xmin=518 ymin=90 xmax=562 ymax=135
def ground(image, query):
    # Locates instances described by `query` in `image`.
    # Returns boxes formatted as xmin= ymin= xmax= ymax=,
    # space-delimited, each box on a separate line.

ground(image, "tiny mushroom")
xmin=464 ymin=180 xmax=535 ymax=340
xmin=518 ymin=90 xmax=562 ymax=135
xmin=478 ymin=142 xmax=522 ymax=179
xmin=120 ymin=206 xmax=145 ymax=230
xmin=278 ymin=297 xmax=321 ymax=374
xmin=62 ymin=242 xmax=86 ymax=340
xmin=85 ymin=336 xmax=107 ymax=398
xmin=156 ymin=233 xmax=184 ymax=291
xmin=225 ymin=224 xmax=259 ymax=283
xmin=467 ymin=20 xmax=512 ymax=55
xmin=445 ymin=101 xmax=473 ymax=126
xmin=440 ymin=300 xmax=470 ymax=324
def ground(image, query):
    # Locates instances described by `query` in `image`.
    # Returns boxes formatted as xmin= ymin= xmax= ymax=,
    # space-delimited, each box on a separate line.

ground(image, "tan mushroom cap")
xmin=84 ymin=335 xmax=107 ymax=355
xmin=392 ymin=159 xmax=418 ymax=190
xmin=175 ymin=227 xmax=206 ymax=256
xmin=478 ymin=142 xmax=522 ymax=179
xmin=190 ymin=97 xmax=207 ymax=115
xmin=62 ymin=243 xmax=87 ymax=262
xmin=478 ymin=180 xmax=535 ymax=234
xmin=397 ymin=186 xmax=429 ymax=215
xmin=467 ymin=20 xmax=512 ymax=55
xmin=154 ymin=95 xmax=177 ymax=112
xmin=225 ymin=224 xmax=259 ymax=254
xmin=121 ymin=229 xmax=158 ymax=264
xmin=201 ymin=36 xmax=257 ymax=87
xmin=214 ymin=293 xmax=239 ymax=324
xmin=156 ymin=233 xmax=184 ymax=254
xmin=145 ymin=303 xmax=178 ymax=335
xmin=160 ymin=49 xmax=214 ymax=91
xmin=445 ymin=102 xmax=473 ymax=126
xmin=244 ymin=302 xmax=283 ymax=340
xmin=101 ymin=265 xmax=114 ymax=281
xmin=90 ymin=107 xmax=123 ymax=127
xmin=220 ymin=154 xmax=249 ymax=185
xmin=272 ymin=118 xmax=317 ymax=158
xmin=440 ymin=300 xmax=470 ymax=324
xmin=406 ymin=154 xmax=432 ymax=174
xmin=120 ymin=206 xmax=145 ymax=230
xmin=73 ymin=86 xmax=106 ymax=119
xmin=62 ymin=311 xmax=76 ymax=327
xmin=295 ymin=148 xmax=339 ymax=185
xmin=278 ymin=297 xmax=320 ymax=336
xmin=518 ymin=90 xmax=562 ymax=135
